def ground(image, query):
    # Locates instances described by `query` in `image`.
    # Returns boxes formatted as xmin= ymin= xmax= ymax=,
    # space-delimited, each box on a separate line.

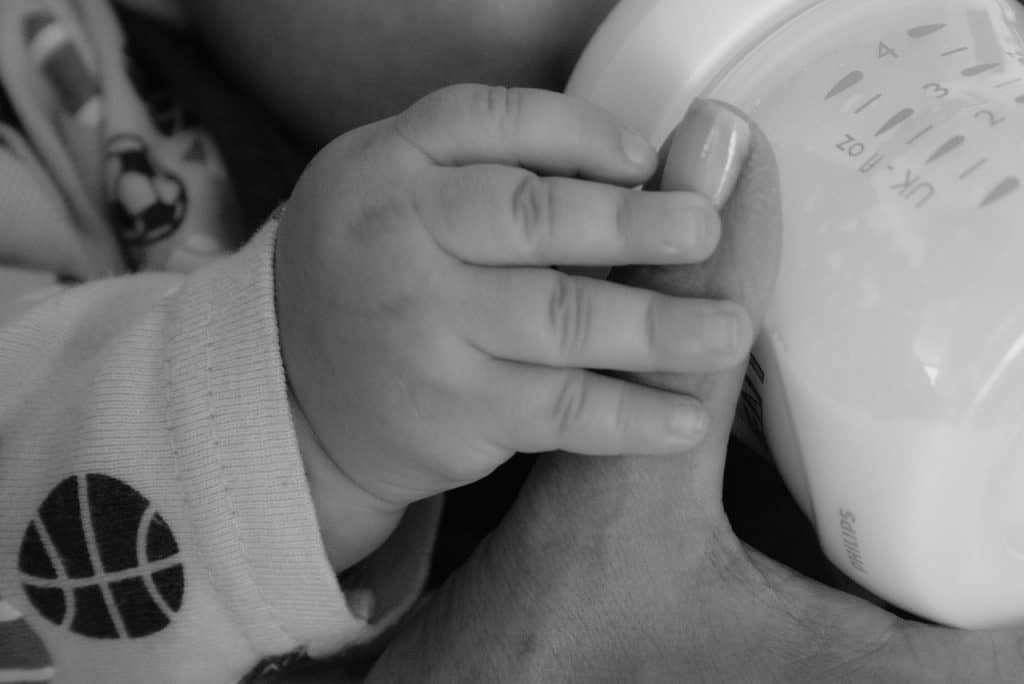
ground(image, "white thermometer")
xmin=569 ymin=0 xmax=1024 ymax=628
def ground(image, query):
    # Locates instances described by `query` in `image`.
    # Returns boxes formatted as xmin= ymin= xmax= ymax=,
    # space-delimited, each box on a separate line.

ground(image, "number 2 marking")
xmin=878 ymin=41 xmax=899 ymax=60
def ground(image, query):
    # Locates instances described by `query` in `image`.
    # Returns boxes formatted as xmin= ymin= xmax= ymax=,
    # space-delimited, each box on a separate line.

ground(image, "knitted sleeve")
xmin=0 ymin=221 xmax=438 ymax=683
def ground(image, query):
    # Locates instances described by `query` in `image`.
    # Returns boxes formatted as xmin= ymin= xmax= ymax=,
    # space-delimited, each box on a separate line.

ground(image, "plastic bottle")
xmin=569 ymin=0 xmax=1024 ymax=628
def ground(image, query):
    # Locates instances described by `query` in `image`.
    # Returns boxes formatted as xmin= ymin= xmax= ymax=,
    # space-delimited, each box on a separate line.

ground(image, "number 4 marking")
xmin=879 ymin=41 xmax=899 ymax=59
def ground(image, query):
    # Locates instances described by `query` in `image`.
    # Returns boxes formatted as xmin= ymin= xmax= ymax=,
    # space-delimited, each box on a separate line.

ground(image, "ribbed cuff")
xmin=164 ymin=219 xmax=437 ymax=658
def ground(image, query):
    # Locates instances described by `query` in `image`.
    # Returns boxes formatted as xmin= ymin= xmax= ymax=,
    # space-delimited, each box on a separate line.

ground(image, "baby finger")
xmin=418 ymin=165 xmax=720 ymax=267
xmin=482 ymin=362 xmax=710 ymax=456
xmin=447 ymin=267 xmax=753 ymax=373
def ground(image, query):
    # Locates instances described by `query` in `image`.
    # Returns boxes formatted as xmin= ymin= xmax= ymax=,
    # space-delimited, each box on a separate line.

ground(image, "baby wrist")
xmin=287 ymin=387 xmax=406 ymax=572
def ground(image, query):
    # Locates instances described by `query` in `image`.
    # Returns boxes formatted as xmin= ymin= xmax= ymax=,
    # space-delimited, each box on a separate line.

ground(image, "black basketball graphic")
xmin=19 ymin=474 xmax=184 ymax=639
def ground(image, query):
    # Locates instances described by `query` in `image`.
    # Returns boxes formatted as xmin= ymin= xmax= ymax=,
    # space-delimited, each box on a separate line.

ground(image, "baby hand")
xmin=274 ymin=84 xmax=753 ymax=569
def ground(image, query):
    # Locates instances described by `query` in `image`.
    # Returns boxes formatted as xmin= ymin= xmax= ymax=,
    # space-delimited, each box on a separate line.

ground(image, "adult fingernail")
xmin=661 ymin=100 xmax=751 ymax=210
xmin=621 ymin=128 xmax=656 ymax=169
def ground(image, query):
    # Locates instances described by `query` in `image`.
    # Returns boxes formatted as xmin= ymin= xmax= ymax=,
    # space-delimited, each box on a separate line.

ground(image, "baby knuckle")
xmin=474 ymin=85 xmax=527 ymax=137
xmin=547 ymin=274 xmax=591 ymax=360
xmin=610 ymin=382 xmax=637 ymax=438
xmin=613 ymin=191 xmax=632 ymax=248
xmin=398 ymin=84 xmax=489 ymax=152
xmin=642 ymin=296 xmax=660 ymax=360
xmin=550 ymin=371 xmax=592 ymax=438
xmin=511 ymin=175 xmax=555 ymax=258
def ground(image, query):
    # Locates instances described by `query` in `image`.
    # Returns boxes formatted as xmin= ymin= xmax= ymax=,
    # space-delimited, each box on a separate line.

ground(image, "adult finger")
xmin=393 ymin=83 xmax=657 ymax=184
xmin=448 ymin=267 xmax=752 ymax=373
xmin=417 ymin=164 xmax=720 ymax=266
xmin=480 ymin=361 xmax=710 ymax=455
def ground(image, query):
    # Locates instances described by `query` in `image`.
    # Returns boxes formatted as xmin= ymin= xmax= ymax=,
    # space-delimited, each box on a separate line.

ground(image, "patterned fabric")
xmin=0 ymin=2 xmax=439 ymax=681
xmin=0 ymin=0 xmax=242 ymax=279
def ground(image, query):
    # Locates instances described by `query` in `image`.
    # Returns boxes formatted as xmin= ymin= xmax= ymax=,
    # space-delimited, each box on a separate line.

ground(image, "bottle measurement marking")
xmin=960 ymin=158 xmax=988 ymax=179
xmin=980 ymin=177 xmax=1020 ymax=207
xmin=835 ymin=135 xmax=1012 ymax=209
xmin=926 ymin=135 xmax=965 ymax=163
xmin=855 ymin=94 xmax=883 ymax=113
xmin=962 ymin=63 xmax=1001 ymax=77
xmin=891 ymin=170 xmax=935 ymax=208
xmin=825 ymin=42 xmax=1020 ymax=211
xmin=826 ymin=70 xmax=863 ymax=99
xmin=907 ymin=24 xmax=947 ymax=39
xmin=906 ymin=125 xmax=934 ymax=145
xmin=875 ymin=108 xmax=915 ymax=136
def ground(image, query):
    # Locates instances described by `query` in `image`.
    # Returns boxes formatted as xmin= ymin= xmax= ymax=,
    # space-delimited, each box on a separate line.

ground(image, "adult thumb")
xmin=609 ymin=99 xmax=783 ymax=465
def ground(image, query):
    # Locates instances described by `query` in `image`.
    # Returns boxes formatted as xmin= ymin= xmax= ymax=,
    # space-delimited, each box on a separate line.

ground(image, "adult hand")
xmin=363 ymin=101 xmax=1024 ymax=683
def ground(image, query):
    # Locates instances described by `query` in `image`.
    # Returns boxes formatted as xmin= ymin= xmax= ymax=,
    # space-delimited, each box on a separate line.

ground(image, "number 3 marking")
xmin=975 ymin=109 xmax=1006 ymax=127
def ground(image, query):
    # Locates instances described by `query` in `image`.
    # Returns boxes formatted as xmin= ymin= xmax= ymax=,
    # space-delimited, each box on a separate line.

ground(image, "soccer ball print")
xmin=104 ymin=134 xmax=188 ymax=247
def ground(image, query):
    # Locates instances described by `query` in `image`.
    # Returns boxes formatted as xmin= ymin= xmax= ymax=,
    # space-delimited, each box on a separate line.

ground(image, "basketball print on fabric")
xmin=18 ymin=474 xmax=184 ymax=639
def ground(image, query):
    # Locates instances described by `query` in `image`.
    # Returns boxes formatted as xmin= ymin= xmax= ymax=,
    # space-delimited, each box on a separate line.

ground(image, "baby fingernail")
xmin=662 ymin=100 xmax=751 ymax=209
xmin=621 ymin=128 xmax=656 ymax=168
xmin=670 ymin=402 xmax=708 ymax=439
xmin=665 ymin=195 xmax=718 ymax=254
xmin=703 ymin=309 xmax=740 ymax=352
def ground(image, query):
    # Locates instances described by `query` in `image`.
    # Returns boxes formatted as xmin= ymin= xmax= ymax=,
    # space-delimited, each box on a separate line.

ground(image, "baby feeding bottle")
xmin=569 ymin=0 xmax=1024 ymax=628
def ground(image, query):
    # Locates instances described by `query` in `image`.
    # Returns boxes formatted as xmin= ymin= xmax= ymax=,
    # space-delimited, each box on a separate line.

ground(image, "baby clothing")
xmin=0 ymin=1 xmax=438 ymax=682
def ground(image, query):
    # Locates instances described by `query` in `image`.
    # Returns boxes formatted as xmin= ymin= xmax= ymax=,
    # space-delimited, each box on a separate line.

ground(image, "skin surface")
xmin=275 ymin=86 xmax=752 ymax=570
xmin=180 ymin=0 xmax=618 ymax=145
xmin=173 ymin=4 xmax=1024 ymax=680
xmin=357 ymin=104 xmax=1024 ymax=684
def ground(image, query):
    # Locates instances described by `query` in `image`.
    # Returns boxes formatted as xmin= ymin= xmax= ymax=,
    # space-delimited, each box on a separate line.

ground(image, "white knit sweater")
xmin=0 ymin=2 xmax=437 ymax=682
